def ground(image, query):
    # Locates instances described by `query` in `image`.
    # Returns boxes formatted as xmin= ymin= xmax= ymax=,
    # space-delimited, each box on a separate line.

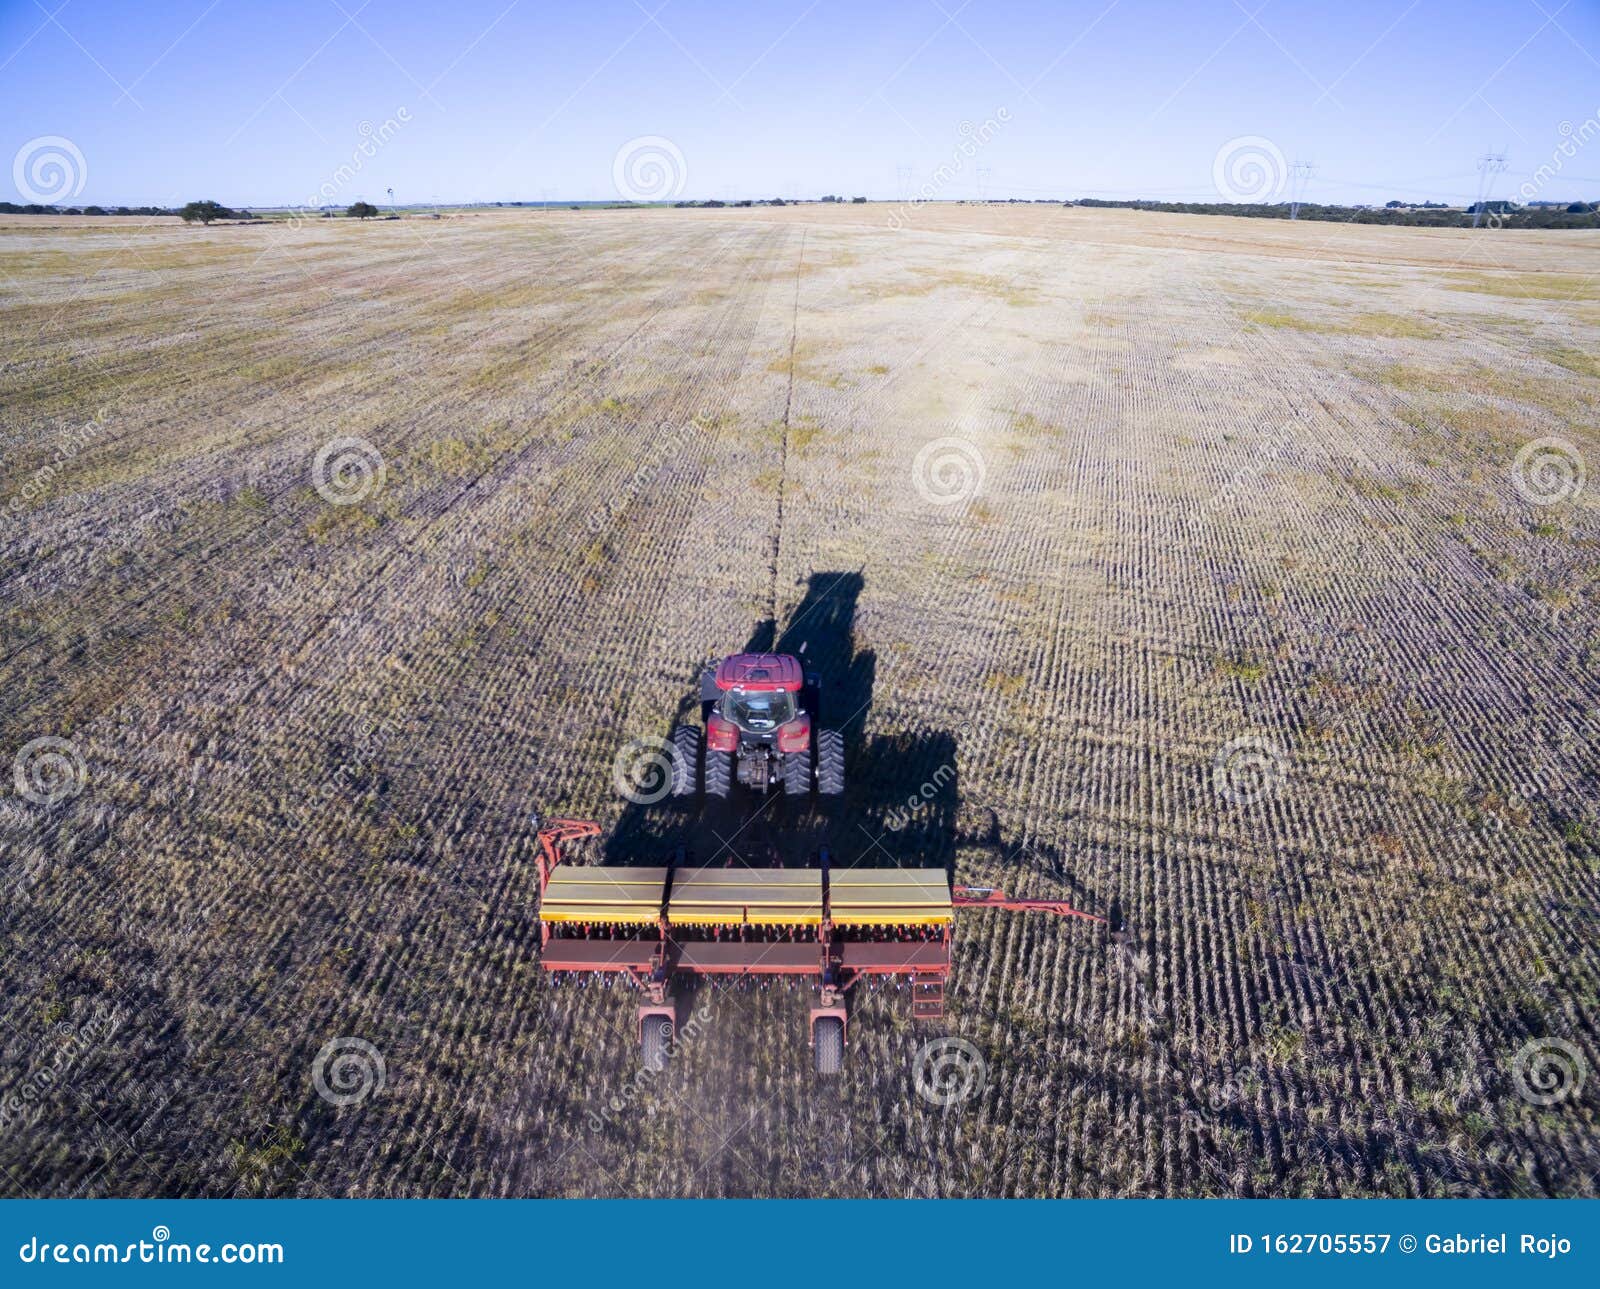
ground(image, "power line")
xmin=1288 ymin=160 xmax=1317 ymax=220
xmin=1472 ymin=152 xmax=1508 ymax=228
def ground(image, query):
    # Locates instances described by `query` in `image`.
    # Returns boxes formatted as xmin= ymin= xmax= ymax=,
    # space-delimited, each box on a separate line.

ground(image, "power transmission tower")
xmin=1472 ymin=152 xmax=1508 ymax=227
xmin=976 ymin=166 xmax=992 ymax=202
xmin=1288 ymin=161 xmax=1316 ymax=220
xmin=896 ymin=165 xmax=913 ymax=202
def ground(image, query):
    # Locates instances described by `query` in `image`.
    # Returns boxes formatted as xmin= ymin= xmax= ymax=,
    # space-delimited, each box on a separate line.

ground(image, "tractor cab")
xmin=723 ymin=686 xmax=796 ymax=734
xmin=707 ymin=653 xmax=806 ymax=741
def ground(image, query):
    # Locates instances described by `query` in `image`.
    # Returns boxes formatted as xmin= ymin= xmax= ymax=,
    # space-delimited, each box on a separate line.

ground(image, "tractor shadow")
xmin=603 ymin=571 xmax=960 ymax=875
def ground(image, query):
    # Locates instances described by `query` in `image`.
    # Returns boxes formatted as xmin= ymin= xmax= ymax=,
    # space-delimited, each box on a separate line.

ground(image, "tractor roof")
xmin=714 ymin=652 xmax=803 ymax=692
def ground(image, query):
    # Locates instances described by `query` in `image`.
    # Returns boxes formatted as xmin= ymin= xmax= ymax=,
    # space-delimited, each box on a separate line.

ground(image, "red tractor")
xmin=670 ymin=653 xmax=844 ymax=799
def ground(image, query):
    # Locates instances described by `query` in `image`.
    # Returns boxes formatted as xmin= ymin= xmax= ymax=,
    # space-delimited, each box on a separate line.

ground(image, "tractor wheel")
xmin=816 ymin=729 xmax=845 ymax=796
xmin=783 ymin=750 xmax=812 ymax=796
xmin=704 ymin=749 xmax=732 ymax=799
xmin=641 ymin=1015 xmax=674 ymax=1071
xmin=670 ymin=726 xmax=700 ymax=797
xmin=813 ymin=1016 xmax=844 ymax=1075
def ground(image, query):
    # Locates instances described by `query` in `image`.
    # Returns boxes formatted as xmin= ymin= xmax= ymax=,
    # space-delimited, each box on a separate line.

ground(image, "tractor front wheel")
xmin=704 ymin=749 xmax=732 ymax=799
xmin=670 ymin=726 xmax=701 ymax=797
xmin=783 ymin=750 xmax=812 ymax=796
xmin=816 ymin=729 xmax=844 ymax=796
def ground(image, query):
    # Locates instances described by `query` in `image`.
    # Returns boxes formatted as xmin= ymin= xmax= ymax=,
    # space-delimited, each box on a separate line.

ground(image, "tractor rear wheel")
xmin=704 ymin=749 xmax=732 ymax=799
xmin=813 ymin=1016 xmax=844 ymax=1075
xmin=816 ymin=729 xmax=844 ymax=796
xmin=670 ymin=726 xmax=700 ymax=797
xmin=783 ymin=750 xmax=811 ymax=796
xmin=642 ymin=1015 xmax=673 ymax=1071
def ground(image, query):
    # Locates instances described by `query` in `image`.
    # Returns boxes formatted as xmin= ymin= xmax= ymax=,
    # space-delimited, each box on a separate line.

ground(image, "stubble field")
xmin=1 ymin=203 xmax=1597 ymax=1198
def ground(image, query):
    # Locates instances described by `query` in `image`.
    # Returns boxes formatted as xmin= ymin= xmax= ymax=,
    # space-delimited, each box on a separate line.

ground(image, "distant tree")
xmin=180 ymin=200 xmax=233 ymax=225
xmin=347 ymin=201 xmax=379 ymax=219
xmin=852 ymin=196 xmax=867 ymax=203
xmin=82 ymin=205 xmax=108 ymax=215
xmin=770 ymin=197 xmax=786 ymax=206
xmin=1568 ymin=201 xmax=1590 ymax=214
xmin=1385 ymin=199 xmax=1404 ymax=208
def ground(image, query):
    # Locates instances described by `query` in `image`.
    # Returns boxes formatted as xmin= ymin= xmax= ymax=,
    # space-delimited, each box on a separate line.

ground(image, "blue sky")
xmin=3 ymin=0 xmax=1599 ymax=207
